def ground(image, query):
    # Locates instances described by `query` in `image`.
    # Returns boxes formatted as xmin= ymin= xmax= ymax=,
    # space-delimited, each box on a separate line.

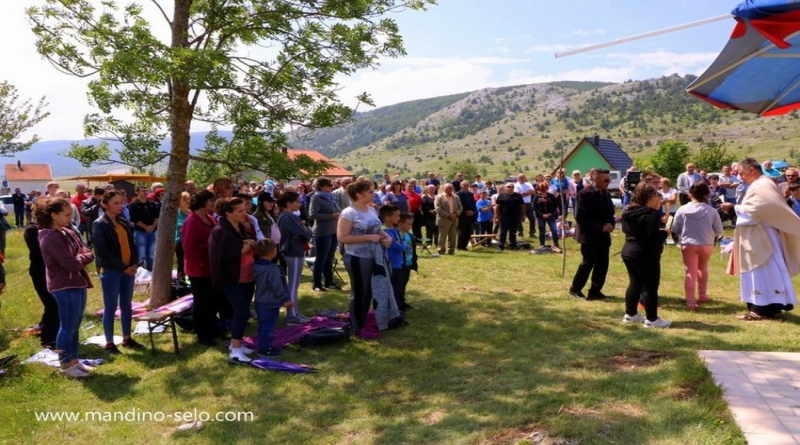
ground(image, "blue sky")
xmin=1 ymin=0 xmax=741 ymax=140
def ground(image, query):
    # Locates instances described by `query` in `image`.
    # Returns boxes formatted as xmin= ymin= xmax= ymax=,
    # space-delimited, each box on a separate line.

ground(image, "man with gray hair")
xmin=721 ymin=157 xmax=800 ymax=320
xmin=333 ymin=176 xmax=353 ymax=210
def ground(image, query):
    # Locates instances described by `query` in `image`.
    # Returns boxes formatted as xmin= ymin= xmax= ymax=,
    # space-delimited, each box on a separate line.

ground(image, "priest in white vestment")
xmin=722 ymin=158 xmax=800 ymax=320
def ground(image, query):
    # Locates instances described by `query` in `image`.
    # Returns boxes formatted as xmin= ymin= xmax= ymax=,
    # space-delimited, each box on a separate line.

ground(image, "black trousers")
xmin=457 ymin=215 xmax=474 ymax=250
xmin=679 ymin=193 xmax=690 ymax=206
xmin=623 ymin=256 xmax=661 ymax=321
xmin=31 ymin=270 xmax=59 ymax=347
xmin=571 ymin=240 xmax=610 ymax=294
xmin=344 ymin=254 xmax=374 ymax=333
xmin=391 ymin=266 xmax=410 ymax=308
xmin=412 ymin=211 xmax=424 ymax=240
xmin=425 ymin=219 xmax=438 ymax=245
xmin=189 ymin=276 xmax=225 ymax=342
xmin=14 ymin=207 xmax=24 ymax=227
xmin=175 ymin=241 xmax=185 ymax=281
xmin=499 ymin=215 xmax=520 ymax=248
xmin=518 ymin=203 xmax=536 ymax=236
xmin=748 ymin=303 xmax=793 ymax=317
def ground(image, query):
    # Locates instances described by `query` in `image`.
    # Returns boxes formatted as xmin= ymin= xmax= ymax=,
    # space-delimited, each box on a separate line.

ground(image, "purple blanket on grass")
xmin=243 ymin=317 xmax=348 ymax=349
xmin=250 ymin=358 xmax=316 ymax=373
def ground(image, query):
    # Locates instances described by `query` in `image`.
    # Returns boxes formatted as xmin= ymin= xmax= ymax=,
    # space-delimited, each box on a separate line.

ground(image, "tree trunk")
xmin=149 ymin=0 xmax=192 ymax=307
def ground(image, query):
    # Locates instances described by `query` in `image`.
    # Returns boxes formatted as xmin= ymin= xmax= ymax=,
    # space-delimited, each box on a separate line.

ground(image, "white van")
xmin=608 ymin=170 xmax=622 ymax=197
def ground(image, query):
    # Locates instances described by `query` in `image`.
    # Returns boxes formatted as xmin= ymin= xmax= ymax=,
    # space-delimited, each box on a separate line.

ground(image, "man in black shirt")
xmin=456 ymin=181 xmax=477 ymax=250
xmin=494 ymin=183 xmax=525 ymax=251
xmin=129 ymin=185 xmax=160 ymax=270
xmin=570 ymin=169 xmax=616 ymax=300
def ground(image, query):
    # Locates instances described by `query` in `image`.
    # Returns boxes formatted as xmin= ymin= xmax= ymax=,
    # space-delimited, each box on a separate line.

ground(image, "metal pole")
xmin=560 ymin=146 xmax=567 ymax=277
xmin=555 ymin=13 xmax=733 ymax=58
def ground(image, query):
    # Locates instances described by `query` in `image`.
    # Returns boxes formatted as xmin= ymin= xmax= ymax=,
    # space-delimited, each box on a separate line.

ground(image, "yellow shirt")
xmin=113 ymin=219 xmax=132 ymax=266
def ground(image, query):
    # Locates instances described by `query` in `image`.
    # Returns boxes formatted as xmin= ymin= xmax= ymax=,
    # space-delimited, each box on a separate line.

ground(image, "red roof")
xmin=286 ymin=149 xmax=352 ymax=177
xmin=5 ymin=164 xmax=53 ymax=181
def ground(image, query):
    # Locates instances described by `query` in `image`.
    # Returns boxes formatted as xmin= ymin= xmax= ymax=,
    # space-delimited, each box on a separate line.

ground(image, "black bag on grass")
xmin=298 ymin=327 xmax=351 ymax=347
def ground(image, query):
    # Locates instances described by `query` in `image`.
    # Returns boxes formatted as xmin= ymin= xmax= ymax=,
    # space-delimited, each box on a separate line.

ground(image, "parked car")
xmin=608 ymin=170 xmax=622 ymax=197
xmin=0 ymin=195 xmax=12 ymax=206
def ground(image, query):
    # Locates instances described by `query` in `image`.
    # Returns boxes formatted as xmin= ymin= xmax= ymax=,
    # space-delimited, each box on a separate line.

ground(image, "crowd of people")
xmin=10 ymin=155 xmax=800 ymax=378
xmin=571 ymin=158 xmax=800 ymax=329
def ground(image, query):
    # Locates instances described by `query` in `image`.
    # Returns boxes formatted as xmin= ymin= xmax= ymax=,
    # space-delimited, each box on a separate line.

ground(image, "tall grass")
xmin=0 ymin=226 xmax=786 ymax=444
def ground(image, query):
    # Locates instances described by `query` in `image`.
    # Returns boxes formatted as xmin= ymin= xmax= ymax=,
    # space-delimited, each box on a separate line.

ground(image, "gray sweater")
xmin=671 ymin=202 xmax=723 ymax=246
xmin=277 ymin=211 xmax=312 ymax=257
xmin=309 ymin=192 xmax=340 ymax=237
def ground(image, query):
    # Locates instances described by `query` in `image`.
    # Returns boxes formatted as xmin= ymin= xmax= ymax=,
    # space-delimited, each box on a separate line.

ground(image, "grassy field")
xmin=0 ymin=224 xmax=797 ymax=444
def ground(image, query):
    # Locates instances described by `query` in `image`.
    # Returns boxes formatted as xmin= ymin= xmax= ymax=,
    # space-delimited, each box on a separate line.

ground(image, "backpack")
xmin=298 ymin=327 xmax=351 ymax=347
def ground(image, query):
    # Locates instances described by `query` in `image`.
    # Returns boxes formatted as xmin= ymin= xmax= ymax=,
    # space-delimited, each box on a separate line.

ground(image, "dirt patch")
xmin=668 ymin=378 xmax=704 ymax=401
xmin=481 ymin=426 xmax=579 ymax=445
xmin=422 ymin=410 xmax=446 ymax=425
xmin=561 ymin=402 xmax=645 ymax=420
xmin=599 ymin=349 xmax=670 ymax=371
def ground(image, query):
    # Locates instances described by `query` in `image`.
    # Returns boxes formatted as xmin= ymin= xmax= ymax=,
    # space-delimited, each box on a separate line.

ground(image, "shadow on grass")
xmin=83 ymin=372 xmax=142 ymax=401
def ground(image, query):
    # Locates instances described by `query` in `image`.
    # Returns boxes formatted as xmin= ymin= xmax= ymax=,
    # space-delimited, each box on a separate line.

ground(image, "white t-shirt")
xmin=340 ymin=206 xmax=382 ymax=258
xmin=659 ymin=188 xmax=678 ymax=214
xmin=514 ymin=182 xmax=535 ymax=204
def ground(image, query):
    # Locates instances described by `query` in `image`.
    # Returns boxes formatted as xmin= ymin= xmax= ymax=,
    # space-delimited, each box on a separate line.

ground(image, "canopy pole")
xmin=555 ymin=13 xmax=733 ymax=58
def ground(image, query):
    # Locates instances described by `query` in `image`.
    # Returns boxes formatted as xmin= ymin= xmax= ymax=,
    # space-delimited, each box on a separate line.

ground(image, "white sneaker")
xmin=622 ymin=313 xmax=646 ymax=324
xmin=228 ymin=348 xmax=252 ymax=365
xmin=644 ymin=318 xmax=671 ymax=329
xmin=61 ymin=364 xmax=90 ymax=379
xmin=77 ymin=362 xmax=96 ymax=373
xmin=229 ymin=345 xmax=254 ymax=355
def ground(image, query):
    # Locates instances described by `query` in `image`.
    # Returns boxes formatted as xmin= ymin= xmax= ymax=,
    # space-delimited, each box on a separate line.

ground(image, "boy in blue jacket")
xmin=397 ymin=213 xmax=415 ymax=311
xmin=253 ymin=239 xmax=293 ymax=358
xmin=379 ymin=205 xmax=410 ymax=311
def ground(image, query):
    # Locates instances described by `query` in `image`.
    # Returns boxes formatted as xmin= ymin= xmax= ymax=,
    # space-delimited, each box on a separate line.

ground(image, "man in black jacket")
xmin=11 ymin=188 xmax=26 ymax=227
xmin=570 ymin=169 xmax=616 ymax=300
xmin=456 ymin=181 xmax=477 ymax=250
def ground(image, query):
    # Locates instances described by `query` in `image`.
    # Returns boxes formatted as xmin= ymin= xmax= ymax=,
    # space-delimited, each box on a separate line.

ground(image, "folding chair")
xmin=418 ymin=237 xmax=433 ymax=255
xmin=304 ymin=257 xmax=345 ymax=283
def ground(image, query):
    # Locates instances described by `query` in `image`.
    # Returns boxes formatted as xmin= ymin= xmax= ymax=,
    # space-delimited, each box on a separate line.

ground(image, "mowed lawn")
xmin=0 ymin=224 xmax=796 ymax=444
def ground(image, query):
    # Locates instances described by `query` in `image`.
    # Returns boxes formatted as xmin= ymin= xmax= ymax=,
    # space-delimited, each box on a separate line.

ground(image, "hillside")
xmin=293 ymin=75 xmax=800 ymax=180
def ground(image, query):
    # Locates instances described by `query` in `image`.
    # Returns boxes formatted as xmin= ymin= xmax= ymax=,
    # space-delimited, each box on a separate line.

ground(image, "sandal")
xmin=736 ymin=311 xmax=765 ymax=321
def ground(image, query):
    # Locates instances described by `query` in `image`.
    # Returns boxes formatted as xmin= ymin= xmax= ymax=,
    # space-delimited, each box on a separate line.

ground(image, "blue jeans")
xmin=222 ymin=282 xmax=254 ymax=341
xmin=312 ymin=233 xmax=337 ymax=287
xmin=254 ymin=304 xmax=280 ymax=354
xmin=52 ymin=288 xmax=87 ymax=363
xmin=537 ymin=215 xmax=560 ymax=247
xmin=134 ymin=230 xmax=157 ymax=270
xmin=100 ymin=268 xmax=135 ymax=342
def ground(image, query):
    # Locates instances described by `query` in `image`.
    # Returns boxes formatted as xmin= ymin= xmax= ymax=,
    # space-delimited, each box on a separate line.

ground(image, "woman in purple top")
xmin=36 ymin=197 xmax=95 ymax=379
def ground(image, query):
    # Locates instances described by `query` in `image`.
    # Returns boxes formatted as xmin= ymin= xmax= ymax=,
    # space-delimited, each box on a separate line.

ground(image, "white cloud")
xmin=523 ymin=44 xmax=581 ymax=53
xmin=572 ymin=29 xmax=607 ymax=37
xmin=490 ymin=46 xmax=513 ymax=54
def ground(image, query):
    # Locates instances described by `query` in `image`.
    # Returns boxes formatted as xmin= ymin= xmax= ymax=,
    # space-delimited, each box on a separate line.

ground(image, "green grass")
xmin=0 ymin=225 xmax=795 ymax=444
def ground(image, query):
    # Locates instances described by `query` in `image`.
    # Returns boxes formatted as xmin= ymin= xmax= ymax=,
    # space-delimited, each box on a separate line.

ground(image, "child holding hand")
xmin=252 ymin=239 xmax=293 ymax=358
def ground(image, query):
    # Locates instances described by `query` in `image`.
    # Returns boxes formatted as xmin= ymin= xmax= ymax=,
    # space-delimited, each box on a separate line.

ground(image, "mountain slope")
xmin=295 ymin=75 xmax=800 ymax=179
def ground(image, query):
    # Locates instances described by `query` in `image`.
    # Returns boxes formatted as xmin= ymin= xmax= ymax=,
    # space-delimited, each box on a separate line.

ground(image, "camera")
xmin=625 ymin=171 xmax=641 ymax=192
